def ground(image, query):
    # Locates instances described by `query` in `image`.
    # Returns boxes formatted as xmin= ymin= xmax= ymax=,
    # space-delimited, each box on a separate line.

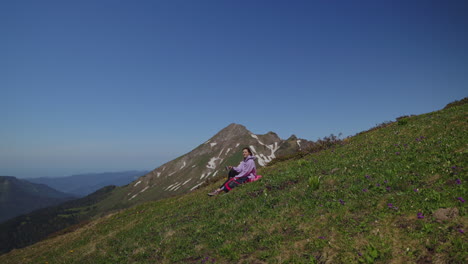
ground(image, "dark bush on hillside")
xmin=396 ymin=115 xmax=414 ymax=126
xmin=355 ymin=120 xmax=395 ymax=137
xmin=305 ymin=133 xmax=343 ymax=153
xmin=444 ymin=97 xmax=467 ymax=109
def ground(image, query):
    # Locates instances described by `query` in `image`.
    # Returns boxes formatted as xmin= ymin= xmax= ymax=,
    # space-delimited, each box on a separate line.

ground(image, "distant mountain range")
xmin=0 ymin=176 xmax=75 ymax=223
xmin=25 ymin=171 xmax=148 ymax=197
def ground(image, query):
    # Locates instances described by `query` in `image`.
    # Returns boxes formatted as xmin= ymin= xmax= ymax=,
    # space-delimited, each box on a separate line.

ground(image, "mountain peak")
xmin=212 ymin=123 xmax=250 ymax=141
xmin=224 ymin=123 xmax=248 ymax=132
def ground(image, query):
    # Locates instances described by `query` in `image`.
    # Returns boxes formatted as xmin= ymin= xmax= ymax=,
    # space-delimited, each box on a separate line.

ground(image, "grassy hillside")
xmin=1 ymin=101 xmax=466 ymax=263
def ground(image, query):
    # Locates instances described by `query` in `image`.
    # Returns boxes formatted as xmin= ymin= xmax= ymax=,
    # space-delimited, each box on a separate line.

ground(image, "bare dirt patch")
xmin=433 ymin=208 xmax=459 ymax=223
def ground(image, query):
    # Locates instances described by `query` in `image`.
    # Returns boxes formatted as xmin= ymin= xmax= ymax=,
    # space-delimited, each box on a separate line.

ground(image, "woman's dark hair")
xmin=243 ymin=147 xmax=253 ymax=156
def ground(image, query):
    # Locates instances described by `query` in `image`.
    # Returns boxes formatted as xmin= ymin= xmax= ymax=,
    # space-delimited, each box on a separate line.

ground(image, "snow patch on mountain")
xmin=165 ymin=183 xmax=176 ymax=190
xmin=165 ymin=182 xmax=182 ymax=191
xmin=134 ymin=181 xmax=142 ymax=187
xmin=182 ymin=179 xmax=192 ymax=185
xmin=200 ymin=171 xmax=213 ymax=180
xmin=180 ymin=161 xmax=186 ymax=170
xmin=207 ymin=157 xmax=221 ymax=169
xmin=168 ymin=182 xmax=183 ymax=191
xmin=210 ymin=142 xmax=217 ymax=147
xmin=249 ymin=143 xmax=280 ymax=166
xmin=297 ymin=140 xmax=301 ymax=148
xmin=190 ymin=182 xmax=204 ymax=191
xmin=251 ymin=134 xmax=259 ymax=140
xmin=225 ymin=148 xmax=232 ymax=156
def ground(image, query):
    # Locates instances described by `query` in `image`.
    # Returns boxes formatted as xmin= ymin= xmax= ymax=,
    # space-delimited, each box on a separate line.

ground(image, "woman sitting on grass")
xmin=208 ymin=147 xmax=257 ymax=196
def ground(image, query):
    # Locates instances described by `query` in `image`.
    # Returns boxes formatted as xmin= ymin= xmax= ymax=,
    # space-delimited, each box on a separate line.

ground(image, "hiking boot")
xmin=207 ymin=189 xmax=221 ymax=196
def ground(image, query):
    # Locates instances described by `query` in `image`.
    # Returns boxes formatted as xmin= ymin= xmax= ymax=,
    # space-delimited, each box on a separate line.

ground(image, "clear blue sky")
xmin=1 ymin=0 xmax=467 ymax=178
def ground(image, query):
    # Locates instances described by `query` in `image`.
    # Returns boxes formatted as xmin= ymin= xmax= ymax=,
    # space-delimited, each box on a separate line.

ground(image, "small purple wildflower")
xmin=395 ymin=152 xmax=400 ymax=155
xmin=376 ymin=183 xmax=381 ymax=187
xmin=456 ymin=179 xmax=462 ymax=185
xmin=386 ymin=186 xmax=391 ymax=191
xmin=362 ymin=189 xmax=368 ymax=192
xmin=339 ymin=199 xmax=345 ymax=205
xmin=388 ymin=203 xmax=394 ymax=208
xmin=318 ymin=236 xmax=326 ymax=239
xmin=414 ymin=188 xmax=419 ymax=192
xmin=459 ymin=229 xmax=464 ymax=234
xmin=365 ymin=175 xmax=371 ymax=179
xmin=384 ymin=180 xmax=388 ymax=184
xmin=451 ymin=166 xmax=457 ymax=170
xmin=358 ymin=252 xmax=363 ymax=257
xmin=417 ymin=212 xmax=424 ymax=219
xmin=457 ymin=197 xmax=465 ymax=203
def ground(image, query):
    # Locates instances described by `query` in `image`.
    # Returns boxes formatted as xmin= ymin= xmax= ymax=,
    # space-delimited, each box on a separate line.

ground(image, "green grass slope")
xmin=1 ymin=102 xmax=466 ymax=263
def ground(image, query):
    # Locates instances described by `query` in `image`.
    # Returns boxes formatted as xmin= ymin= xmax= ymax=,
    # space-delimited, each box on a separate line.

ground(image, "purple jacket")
xmin=233 ymin=155 xmax=257 ymax=180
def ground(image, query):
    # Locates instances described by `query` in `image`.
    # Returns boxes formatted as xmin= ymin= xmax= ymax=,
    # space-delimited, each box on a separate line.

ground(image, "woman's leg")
xmin=219 ymin=178 xmax=231 ymax=189
xmin=208 ymin=169 xmax=240 ymax=196
xmin=222 ymin=176 xmax=248 ymax=192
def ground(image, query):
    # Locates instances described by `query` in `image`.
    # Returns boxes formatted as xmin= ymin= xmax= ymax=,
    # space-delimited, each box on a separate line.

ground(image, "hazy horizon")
xmin=2 ymin=168 xmax=151 ymax=179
